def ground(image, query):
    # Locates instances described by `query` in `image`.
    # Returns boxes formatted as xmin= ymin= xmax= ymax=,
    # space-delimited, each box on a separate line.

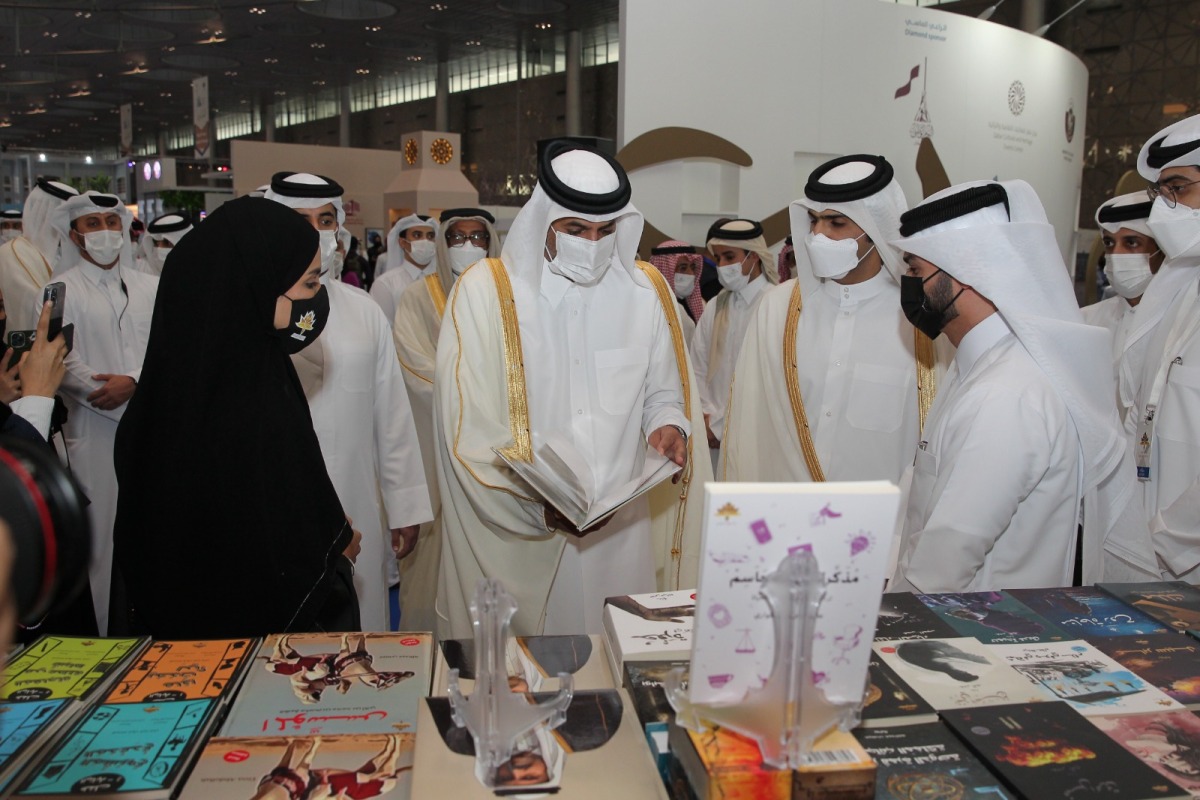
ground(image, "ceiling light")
xmin=365 ymin=25 xmax=381 ymax=31
xmin=310 ymin=42 xmax=326 ymax=49
xmin=356 ymin=67 xmax=370 ymax=74
xmin=430 ymin=3 xmax=448 ymax=9
xmin=535 ymin=21 xmax=551 ymax=29
xmin=407 ymin=55 xmax=422 ymax=61
xmin=466 ymin=39 xmax=481 ymax=46
xmin=250 ymin=6 xmax=266 ymax=13
xmin=0 ymin=120 xmax=13 ymax=129
xmin=38 ymin=153 xmax=46 ymax=162
xmin=85 ymin=156 xmax=93 ymax=164
xmin=263 ymin=57 xmax=278 ymax=64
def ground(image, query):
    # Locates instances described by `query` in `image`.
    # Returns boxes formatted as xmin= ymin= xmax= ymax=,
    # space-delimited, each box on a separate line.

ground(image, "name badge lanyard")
xmin=1137 ymin=281 xmax=1200 ymax=481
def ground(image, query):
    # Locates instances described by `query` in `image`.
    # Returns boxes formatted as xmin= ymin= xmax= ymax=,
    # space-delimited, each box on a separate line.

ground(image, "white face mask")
xmin=407 ymin=238 xmax=436 ymax=267
xmin=546 ymin=230 xmax=616 ymax=286
xmin=448 ymin=243 xmax=486 ymax=276
xmin=717 ymin=256 xmax=750 ymax=293
xmin=82 ymin=229 xmax=124 ymax=266
xmin=673 ymin=273 xmax=696 ymax=299
xmin=320 ymin=251 xmax=345 ymax=285
xmin=1147 ymin=198 xmax=1200 ymax=261
xmin=317 ymin=229 xmax=339 ymax=274
xmin=1105 ymin=252 xmax=1157 ymax=299
xmin=804 ymin=231 xmax=874 ymax=280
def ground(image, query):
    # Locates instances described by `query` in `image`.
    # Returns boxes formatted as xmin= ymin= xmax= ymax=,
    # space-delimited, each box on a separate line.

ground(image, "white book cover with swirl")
xmin=689 ymin=482 xmax=900 ymax=707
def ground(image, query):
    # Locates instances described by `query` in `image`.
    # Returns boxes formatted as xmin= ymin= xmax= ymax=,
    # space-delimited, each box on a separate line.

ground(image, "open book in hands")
xmin=495 ymin=434 xmax=681 ymax=531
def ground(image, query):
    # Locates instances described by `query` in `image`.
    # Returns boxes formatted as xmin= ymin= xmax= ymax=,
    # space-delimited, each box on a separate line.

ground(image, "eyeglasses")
xmin=1147 ymin=177 xmax=1200 ymax=209
xmin=446 ymin=231 xmax=490 ymax=246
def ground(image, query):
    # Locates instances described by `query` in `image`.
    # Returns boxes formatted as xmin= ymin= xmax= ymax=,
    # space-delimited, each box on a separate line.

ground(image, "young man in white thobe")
xmin=369 ymin=214 xmax=437 ymax=329
xmin=1114 ymin=115 xmax=1200 ymax=582
xmin=391 ymin=207 xmax=500 ymax=633
xmin=1082 ymin=194 xmax=1163 ymax=433
xmin=691 ymin=219 xmax=777 ymax=470
xmin=433 ymin=141 xmax=693 ymax=638
xmin=133 ymin=213 xmax=193 ymax=277
xmin=0 ymin=179 xmax=79 ymax=333
xmin=723 ymin=155 xmax=946 ymax=484
xmin=48 ymin=192 xmax=158 ymax=634
xmin=266 ymin=172 xmax=432 ymax=631
xmin=889 ymin=180 xmax=1141 ymax=592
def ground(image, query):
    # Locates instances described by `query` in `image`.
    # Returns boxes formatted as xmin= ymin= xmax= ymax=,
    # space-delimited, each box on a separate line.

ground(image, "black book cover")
xmin=1098 ymin=582 xmax=1200 ymax=633
xmin=1091 ymin=634 xmax=1200 ymax=707
xmin=622 ymin=660 xmax=688 ymax=729
xmin=875 ymin=593 xmax=959 ymax=641
xmin=860 ymin=653 xmax=938 ymax=727
xmin=854 ymin=722 xmax=1013 ymax=799
xmin=941 ymin=702 xmax=1189 ymax=799
xmin=1009 ymin=586 xmax=1171 ymax=639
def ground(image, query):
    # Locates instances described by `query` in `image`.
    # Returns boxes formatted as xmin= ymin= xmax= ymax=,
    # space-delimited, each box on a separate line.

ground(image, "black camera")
xmin=0 ymin=436 xmax=90 ymax=625
xmin=7 ymin=330 xmax=32 ymax=350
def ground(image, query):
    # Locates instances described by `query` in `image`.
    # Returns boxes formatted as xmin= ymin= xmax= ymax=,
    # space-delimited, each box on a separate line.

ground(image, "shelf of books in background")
xmin=177 ymin=632 xmax=432 ymax=799
xmin=6 ymin=636 xmax=253 ymax=799
xmin=660 ymin=481 xmax=901 ymax=800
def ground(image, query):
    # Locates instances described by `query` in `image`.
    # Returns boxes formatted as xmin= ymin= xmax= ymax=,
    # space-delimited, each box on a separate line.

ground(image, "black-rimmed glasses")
xmin=446 ymin=231 xmax=490 ymax=246
xmin=1147 ymin=178 xmax=1200 ymax=208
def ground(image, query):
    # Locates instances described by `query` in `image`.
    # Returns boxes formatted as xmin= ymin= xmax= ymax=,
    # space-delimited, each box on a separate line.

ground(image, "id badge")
xmin=1135 ymin=404 xmax=1155 ymax=481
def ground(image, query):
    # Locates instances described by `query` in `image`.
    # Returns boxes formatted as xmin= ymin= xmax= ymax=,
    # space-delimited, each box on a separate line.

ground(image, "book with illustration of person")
xmin=178 ymin=733 xmax=415 ymax=800
xmin=1098 ymin=582 xmax=1200 ymax=633
xmin=14 ymin=699 xmax=220 ymax=799
xmin=873 ymin=637 xmax=1052 ymax=711
xmin=854 ymin=722 xmax=1014 ymax=799
xmin=941 ymin=702 xmax=1189 ymax=800
xmin=1008 ymin=586 xmax=1172 ymax=639
xmin=1091 ymin=634 xmax=1200 ymax=708
xmin=1091 ymin=710 xmax=1200 ymax=798
xmin=874 ymin=592 xmax=959 ymax=641
xmin=915 ymin=591 xmax=1069 ymax=644
xmin=991 ymin=641 xmax=1182 ymax=717
xmin=219 ymin=633 xmax=432 ymax=738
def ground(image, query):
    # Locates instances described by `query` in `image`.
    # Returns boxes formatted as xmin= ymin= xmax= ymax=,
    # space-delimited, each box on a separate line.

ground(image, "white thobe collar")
xmin=821 ymin=267 xmax=889 ymax=306
xmin=539 ymin=262 xmax=575 ymax=307
xmin=77 ymin=257 xmax=123 ymax=288
xmin=728 ymin=273 xmax=769 ymax=307
xmin=401 ymin=258 xmax=432 ymax=283
xmin=954 ymin=312 xmax=1011 ymax=378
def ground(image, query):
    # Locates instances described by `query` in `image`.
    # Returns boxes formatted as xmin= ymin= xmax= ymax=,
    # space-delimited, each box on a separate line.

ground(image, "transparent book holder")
xmin=665 ymin=549 xmax=862 ymax=769
xmin=448 ymin=578 xmax=574 ymax=789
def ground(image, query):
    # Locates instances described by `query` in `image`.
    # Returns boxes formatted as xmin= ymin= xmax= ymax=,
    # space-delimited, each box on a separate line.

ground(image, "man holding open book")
xmin=432 ymin=141 xmax=692 ymax=639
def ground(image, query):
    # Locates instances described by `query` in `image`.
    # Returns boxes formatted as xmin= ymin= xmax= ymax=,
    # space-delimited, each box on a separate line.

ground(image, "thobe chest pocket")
xmin=845 ymin=363 xmax=910 ymax=433
xmin=1158 ymin=363 xmax=1200 ymax=446
xmin=595 ymin=347 xmax=649 ymax=415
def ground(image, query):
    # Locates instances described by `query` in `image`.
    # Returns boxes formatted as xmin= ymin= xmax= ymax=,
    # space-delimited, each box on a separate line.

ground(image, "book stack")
xmin=11 ymin=637 xmax=250 ymax=799
xmin=602 ymin=590 xmax=696 ymax=684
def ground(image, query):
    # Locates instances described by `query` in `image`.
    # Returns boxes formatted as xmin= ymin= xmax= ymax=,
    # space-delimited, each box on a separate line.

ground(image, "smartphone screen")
xmin=42 ymin=281 xmax=65 ymax=341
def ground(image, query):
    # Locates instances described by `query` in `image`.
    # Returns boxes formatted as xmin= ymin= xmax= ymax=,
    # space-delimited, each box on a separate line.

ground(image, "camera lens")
xmin=9 ymin=333 xmax=24 ymax=349
xmin=0 ymin=437 xmax=91 ymax=625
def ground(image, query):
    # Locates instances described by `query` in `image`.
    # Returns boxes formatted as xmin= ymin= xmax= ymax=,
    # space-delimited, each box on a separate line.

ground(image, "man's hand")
xmin=649 ymin=424 xmax=689 ymax=484
xmin=343 ymin=526 xmax=363 ymax=563
xmin=391 ymin=525 xmax=419 ymax=560
xmin=544 ymin=504 xmax=611 ymax=538
xmin=87 ymin=374 xmax=136 ymax=410
xmin=18 ymin=301 xmax=68 ymax=399
xmin=0 ymin=360 xmax=18 ymax=404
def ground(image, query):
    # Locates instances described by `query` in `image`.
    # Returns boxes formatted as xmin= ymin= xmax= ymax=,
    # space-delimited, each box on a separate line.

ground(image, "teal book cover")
xmin=916 ymin=591 xmax=1070 ymax=644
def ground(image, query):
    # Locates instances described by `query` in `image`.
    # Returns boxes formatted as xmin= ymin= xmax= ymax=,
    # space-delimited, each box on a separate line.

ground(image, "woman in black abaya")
xmin=111 ymin=196 xmax=360 ymax=638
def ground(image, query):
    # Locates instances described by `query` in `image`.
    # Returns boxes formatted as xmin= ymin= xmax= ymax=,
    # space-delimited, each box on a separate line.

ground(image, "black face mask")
xmin=900 ymin=269 xmax=963 ymax=340
xmin=275 ymin=284 xmax=330 ymax=354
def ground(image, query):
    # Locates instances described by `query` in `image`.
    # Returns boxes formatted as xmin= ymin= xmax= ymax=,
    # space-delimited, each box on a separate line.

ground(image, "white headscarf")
xmin=705 ymin=219 xmax=780 ymax=285
xmin=263 ymin=173 xmax=345 ymax=224
xmin=1095 ymin=192 xmax=1155 ymax=239
xmin=500 ymin=147 xmax=644 ymax=294
xmin=50 ymin=191 xmax=134 ymax=273
xmin=382 ymin=213 xmax=438 ymax=275
xmin=138 ymin=213 xmax=193 ymax=274
xmin=22 ymin=180 xmax=79 ymax=271
xmin=1137 ymin=113 xmax=1200 ymax=181
xmin=894 ymin=179 xmax=1145 ymax=573
xmin=792 ymin=156 xmax=908 ymax=287
xmin=435 ymin=208 xmax=501 ymax=291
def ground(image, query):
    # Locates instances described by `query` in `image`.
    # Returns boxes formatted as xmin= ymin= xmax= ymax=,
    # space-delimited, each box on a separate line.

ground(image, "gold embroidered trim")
xmin=397 ymin=356 xmax=432 ymax=385
xmin=914 ymin=329 xmax=937 ymax=433
xmin=426 ymin=273 xmax=447 ymax=319
xmin=450 ymin=262 xmax=536 ymax=502
xmin=637 ymin=261 xmax=694 ymax=589
xmin=486 ymin=258 xmax=534 ymax=464
xmin=783 ymin=281 xmax=827 ymax=482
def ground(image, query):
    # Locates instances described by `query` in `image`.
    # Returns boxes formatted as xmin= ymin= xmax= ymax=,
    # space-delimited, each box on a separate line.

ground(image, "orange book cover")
xmin=104 ymin=639 xmax=257 ymax=704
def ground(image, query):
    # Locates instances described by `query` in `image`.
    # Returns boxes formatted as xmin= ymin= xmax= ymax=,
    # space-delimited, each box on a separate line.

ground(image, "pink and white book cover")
xmin=689 ymin=482 xmax=900 ymax=708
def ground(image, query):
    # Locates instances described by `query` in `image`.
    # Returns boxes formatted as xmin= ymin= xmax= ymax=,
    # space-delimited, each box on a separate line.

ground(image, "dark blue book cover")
xmin=1008 ymin=586 xmax=1171 ymax=638
xmin=875 ymin=593 xmax=959 ymax=641
xmin=916 ymin=591 xmax=1070 ymax=644
xmin=1098 ymin=582 xmax=1200 ymax=633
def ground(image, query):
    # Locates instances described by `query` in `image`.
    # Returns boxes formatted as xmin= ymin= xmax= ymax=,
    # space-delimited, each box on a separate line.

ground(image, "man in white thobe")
xmin=1116 ymin=115 xmax=1200 ymax=581
xmin=392 ymin=208 xmax=500 ymax=633
xmin=369 ymin=214 xmax=437 ymax=329
xmin=889 ymin=180 xmax=1141 ymax=592
xmin=266 ymin=172 xmax=432 ymax=631
xmin=434 ymin=141 xmax=691 ymax=638
xmin=1082 ymin=194 xmax=1163 ymax=434
xmin=724 ymin=155 xmax=946 ymax=484
xmin=691 ymin=219 xmax=777 ymax=470
xmin=133 ymin=213 xmax=193 ymax=277
xmin=47 ymin=192 xmax=158 ymax=634
xmin=0 ymin=180 xmax=79 ymax=333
